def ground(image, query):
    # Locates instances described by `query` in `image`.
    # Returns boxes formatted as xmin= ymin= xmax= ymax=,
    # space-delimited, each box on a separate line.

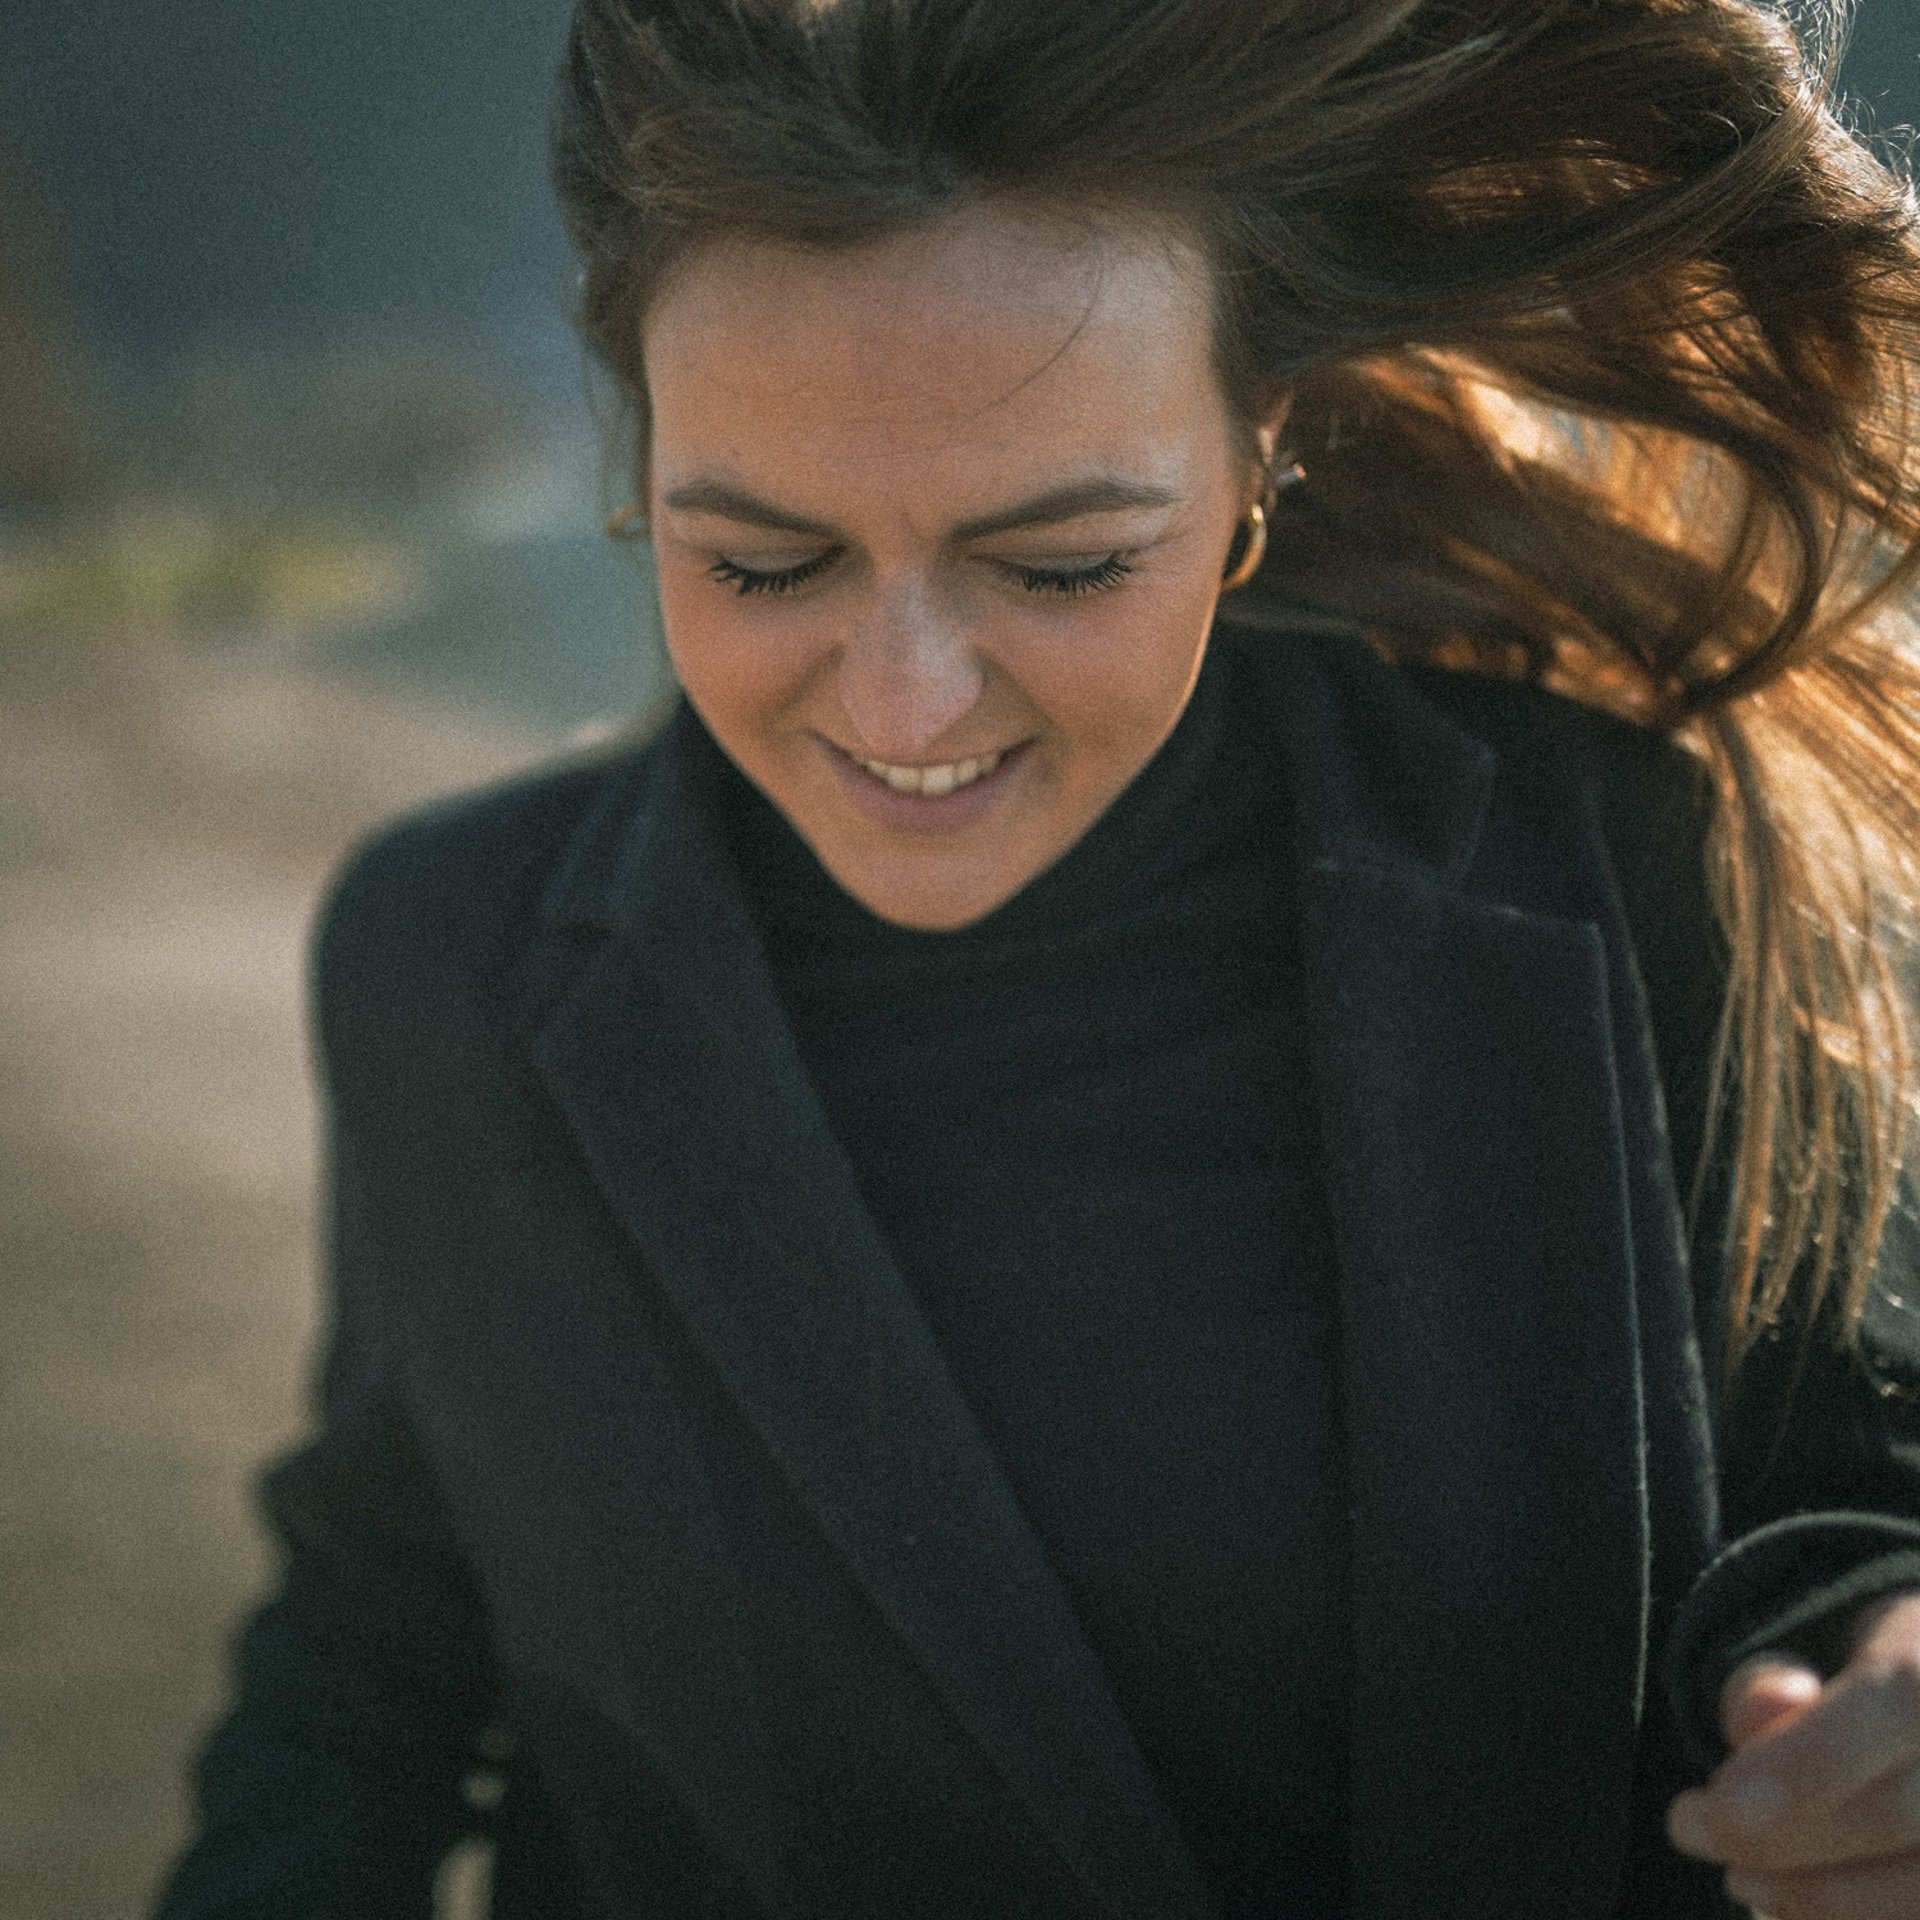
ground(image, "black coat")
xmin=154 ymin=619 xmax=1920 ymax=1920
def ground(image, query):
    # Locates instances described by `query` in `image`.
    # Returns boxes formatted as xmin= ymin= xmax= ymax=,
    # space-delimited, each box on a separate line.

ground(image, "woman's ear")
xmin=1254 ymin=391 xmax=1295 ymax=471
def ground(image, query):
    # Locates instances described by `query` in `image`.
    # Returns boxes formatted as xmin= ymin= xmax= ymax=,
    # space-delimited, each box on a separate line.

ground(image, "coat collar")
xmin=536 ymin=705 xmax=1216 ymax=1917
xmin=1241 ymin=621 xmax=1655 ymax=1915
xmin=533 ymin=618 xmax=1655 ymax=1920
xmin=1210 ymin=605 xmax=1496 ymax=881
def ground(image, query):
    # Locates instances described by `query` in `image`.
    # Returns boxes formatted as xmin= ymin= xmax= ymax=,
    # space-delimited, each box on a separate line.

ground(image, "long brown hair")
xmin=552 ymin=0 xmax=1920 ymax=1373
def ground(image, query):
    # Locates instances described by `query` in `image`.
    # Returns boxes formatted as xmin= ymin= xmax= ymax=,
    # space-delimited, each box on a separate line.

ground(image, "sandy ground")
xmin=0 ymin=628 xmax=558 ymax=1917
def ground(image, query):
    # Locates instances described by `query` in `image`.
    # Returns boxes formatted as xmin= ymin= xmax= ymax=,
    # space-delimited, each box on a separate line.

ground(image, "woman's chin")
xmin=806 ymin=829 xmax=1053 ymax=931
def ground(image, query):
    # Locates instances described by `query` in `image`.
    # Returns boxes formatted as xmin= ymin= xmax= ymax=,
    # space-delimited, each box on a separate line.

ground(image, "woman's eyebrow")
xmin=950 ymin=478 xmax=1182 ymax=540
xmin=657 ymin=475 xmax=1181 ymax=542
xmin=658 ymin=480 xmax=836 ymax=537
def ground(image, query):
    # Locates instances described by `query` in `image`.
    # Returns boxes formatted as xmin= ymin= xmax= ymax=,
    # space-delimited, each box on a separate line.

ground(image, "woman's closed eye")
xmin=998 ymin=552 xmax=1135 ymax=596
xmin=708 ymin=551 xmax=839 ymax=596
xmin=706 ymin=548 xmax=1138 ymax=598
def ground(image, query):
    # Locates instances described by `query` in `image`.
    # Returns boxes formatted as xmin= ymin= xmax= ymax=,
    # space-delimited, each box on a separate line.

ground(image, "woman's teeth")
xmin=850 ymin=747 xmax=1008 ymax=796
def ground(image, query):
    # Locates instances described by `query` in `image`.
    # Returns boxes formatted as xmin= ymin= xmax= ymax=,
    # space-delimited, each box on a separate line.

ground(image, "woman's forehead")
xmin=642 ymin=203 xmax=1222 ymax=465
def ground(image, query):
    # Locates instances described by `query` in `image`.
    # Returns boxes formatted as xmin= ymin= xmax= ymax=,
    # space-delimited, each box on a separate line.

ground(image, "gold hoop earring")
xmin=604 ymin=502 xmax=648 ymax=541
xmin=1220 ymin=500 xmax=1267 ymax=593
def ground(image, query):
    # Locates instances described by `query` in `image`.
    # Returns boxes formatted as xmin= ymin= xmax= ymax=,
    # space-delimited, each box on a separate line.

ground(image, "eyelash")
xmin=705 ymin=551 xmax=1136 ymax=598
xmin=708 ymin=552 xmax=837 ymax=597
xmin=1010 ymin=554 xmax=1134 ymax=596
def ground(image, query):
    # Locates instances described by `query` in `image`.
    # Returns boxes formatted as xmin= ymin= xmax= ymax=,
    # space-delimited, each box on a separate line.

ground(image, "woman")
xmin=154 ymin=1 xmax=1920 ymax=1916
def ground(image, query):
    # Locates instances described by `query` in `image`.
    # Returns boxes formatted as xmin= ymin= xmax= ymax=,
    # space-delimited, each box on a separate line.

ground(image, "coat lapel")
xmin=527 ymin=621 xmax=1661 ymax=1918
xmin=530 ymin=710 xmax=1212 ymax=1920
xmin=1245 ymin=622 xmax=1654 ymax=1918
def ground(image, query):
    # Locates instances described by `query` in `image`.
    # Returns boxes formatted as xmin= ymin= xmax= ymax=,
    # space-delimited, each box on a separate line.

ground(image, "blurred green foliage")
xmin=0 ymin=503 xmax=424 ymax=640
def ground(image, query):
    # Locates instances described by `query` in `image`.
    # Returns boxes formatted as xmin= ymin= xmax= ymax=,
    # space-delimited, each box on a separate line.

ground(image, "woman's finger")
xmin=1712 ymin=1651 xmax=1920 ymax=1823
xmin=1677 ymin=1757 xmax=1920 ymax=1875
xmin=1670 ymin=1651 xmax=1920 ymax=1873
xmin=1725 ymin=1658 xmax=1826 ymax=1752
xmin=1723 ymin=1844 xmax=1920 ymax=1920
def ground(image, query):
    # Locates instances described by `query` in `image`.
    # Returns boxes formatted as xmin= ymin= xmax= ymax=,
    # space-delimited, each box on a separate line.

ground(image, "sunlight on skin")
xmin=640 ymin=200 xmax=1285 ymax=930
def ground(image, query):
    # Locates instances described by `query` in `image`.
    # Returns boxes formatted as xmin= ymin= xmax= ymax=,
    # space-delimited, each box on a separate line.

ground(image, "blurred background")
xmin=0 ymin=3 xmax=658 ymax=1915
xmin=0 ymin=4 xmax=1914 ymax=1916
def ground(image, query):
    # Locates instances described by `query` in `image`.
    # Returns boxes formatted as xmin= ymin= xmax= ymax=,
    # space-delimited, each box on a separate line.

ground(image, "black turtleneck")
xmin=721 ymin=629 xmax=1350 ymax=1917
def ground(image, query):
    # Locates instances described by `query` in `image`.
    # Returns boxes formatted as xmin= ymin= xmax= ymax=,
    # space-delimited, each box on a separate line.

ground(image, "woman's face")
xmin=642 ymin=199 xmax=1280 ymax=930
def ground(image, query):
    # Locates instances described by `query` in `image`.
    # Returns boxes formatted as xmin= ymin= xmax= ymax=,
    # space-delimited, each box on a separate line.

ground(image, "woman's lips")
xmin=846 ymin=744 xmax=1009 ymax=796
xmin=820 ymin=736 xmax=1033 ymax=831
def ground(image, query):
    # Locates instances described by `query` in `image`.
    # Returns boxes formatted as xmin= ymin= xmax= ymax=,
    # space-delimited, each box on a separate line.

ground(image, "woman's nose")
xmin=834 ymin=597 xmax=985 ymax=759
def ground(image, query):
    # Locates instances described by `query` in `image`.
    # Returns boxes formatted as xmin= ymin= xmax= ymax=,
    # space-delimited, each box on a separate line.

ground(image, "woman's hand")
xmin=1666 ymin=1590 xmax=1920 ymax=1917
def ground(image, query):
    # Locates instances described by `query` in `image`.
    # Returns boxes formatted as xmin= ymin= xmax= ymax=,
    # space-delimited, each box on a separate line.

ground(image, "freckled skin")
xmin=641 ymin=200 xmax=1283 ymax=930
